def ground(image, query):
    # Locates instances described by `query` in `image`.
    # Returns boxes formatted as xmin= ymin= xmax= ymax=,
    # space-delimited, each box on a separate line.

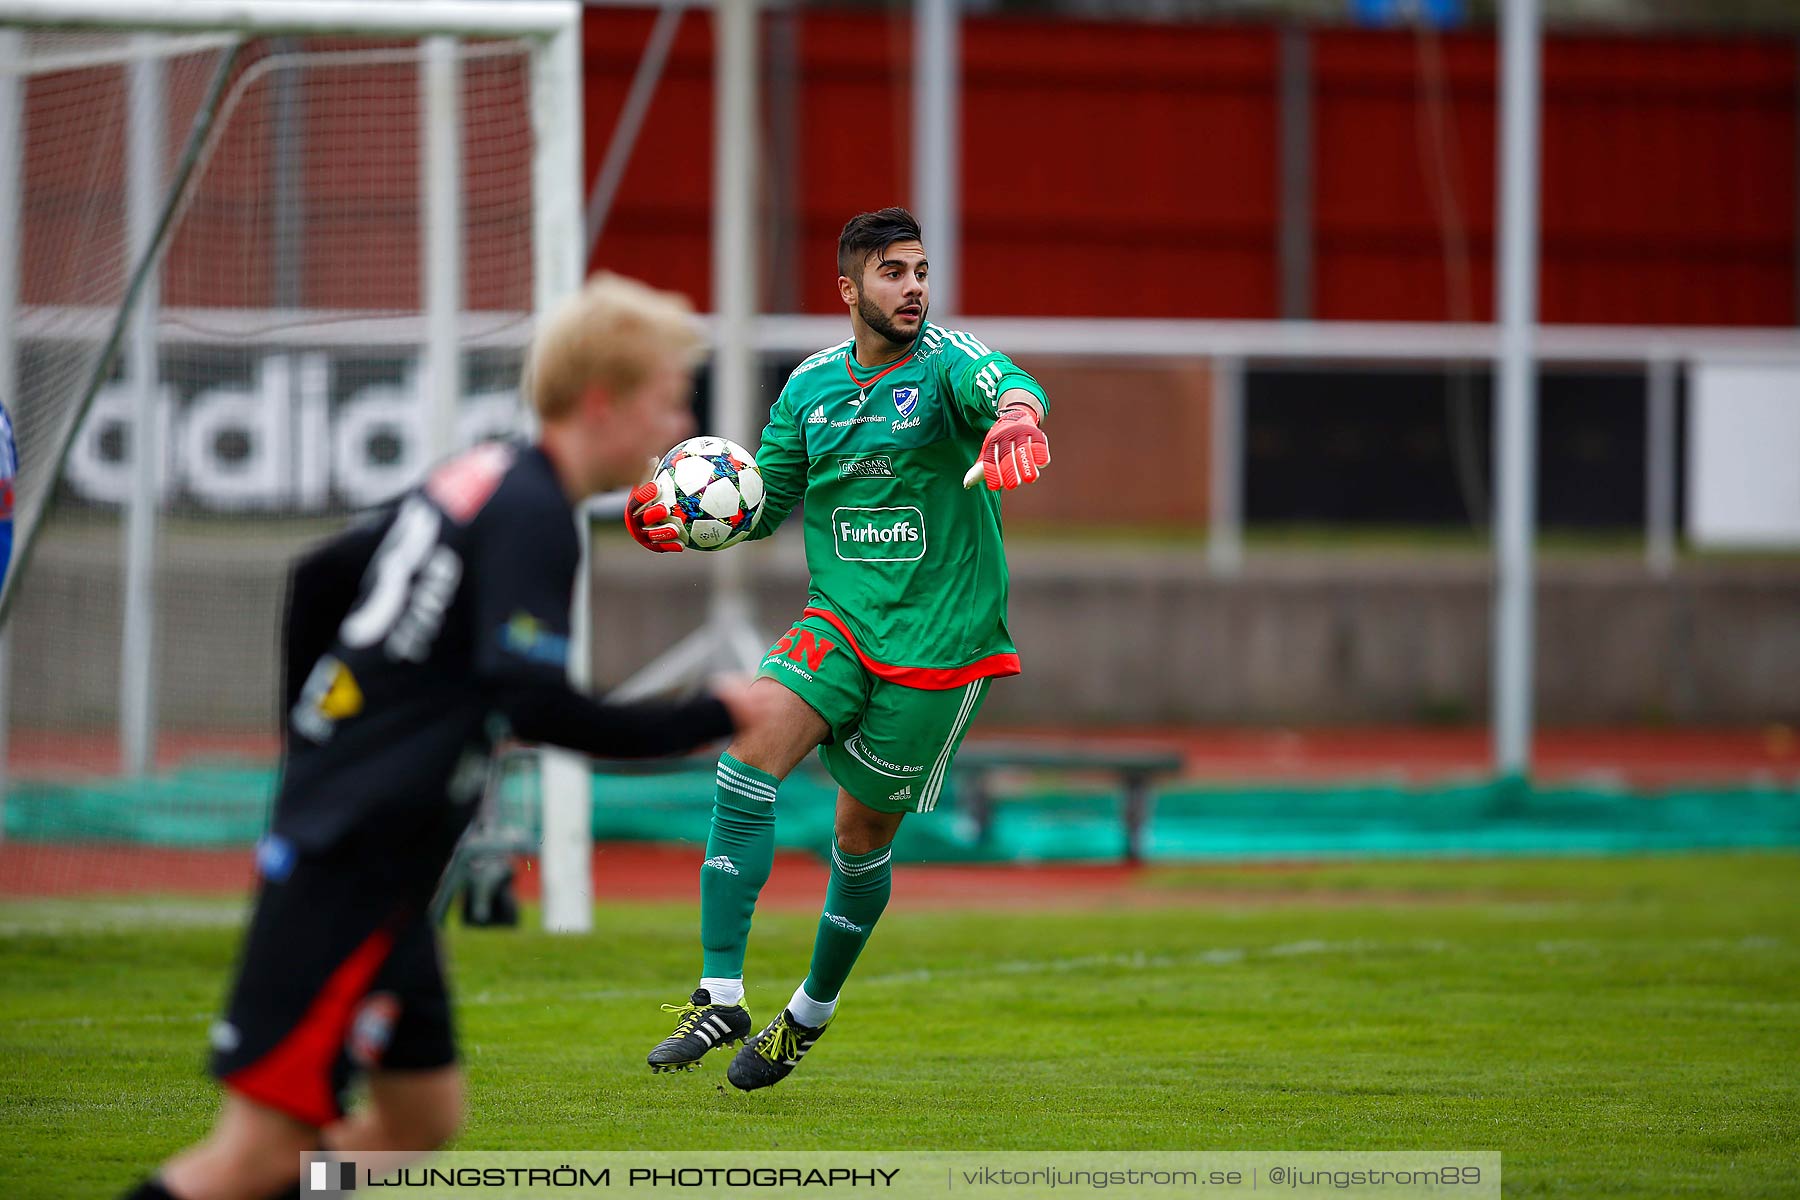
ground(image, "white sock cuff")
xmin=700 ymin=976 xmax=745 ymax=1006
xmin=787 ymin=983 xmax=838 ymax=1028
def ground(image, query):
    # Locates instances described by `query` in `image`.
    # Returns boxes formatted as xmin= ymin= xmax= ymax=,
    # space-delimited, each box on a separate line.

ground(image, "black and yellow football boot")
xmin=725 ymin=1007 xmax=829 ymax=1090
xmin=646 ymin=988 xmax=751 ymax=1073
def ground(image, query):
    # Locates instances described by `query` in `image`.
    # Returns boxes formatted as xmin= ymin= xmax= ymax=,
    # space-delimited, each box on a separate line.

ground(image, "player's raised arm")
xmin=468 ymin=495 xmax=749 ymax=759
xmin=933 ymin=329 xmax=1051 ymax=490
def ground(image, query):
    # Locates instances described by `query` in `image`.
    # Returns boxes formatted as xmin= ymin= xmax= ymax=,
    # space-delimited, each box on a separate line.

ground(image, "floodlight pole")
xmin=706 ymin=0 xmax=764 ymax=669
xmin=913 ymin=0 xmax=958 ymax=315
xmin=1492 ymin=0 xmax=1542 ymax=779
xmin=1277 ymin=22 xmax=1312 ymax=320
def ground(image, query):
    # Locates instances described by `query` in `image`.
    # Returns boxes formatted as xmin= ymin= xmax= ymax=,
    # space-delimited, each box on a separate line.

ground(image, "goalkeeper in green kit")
xmin=625 ymin=207 xmax=1051 ymax=1090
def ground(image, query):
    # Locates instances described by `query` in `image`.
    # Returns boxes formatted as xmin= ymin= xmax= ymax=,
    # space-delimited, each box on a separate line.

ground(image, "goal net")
xmin=0 ymin=4 xmax=580 ymax=910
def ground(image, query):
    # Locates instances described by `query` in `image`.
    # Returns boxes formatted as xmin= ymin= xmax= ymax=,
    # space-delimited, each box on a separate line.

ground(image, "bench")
xmin=949 ymin=742 xmax=1185 ymax=864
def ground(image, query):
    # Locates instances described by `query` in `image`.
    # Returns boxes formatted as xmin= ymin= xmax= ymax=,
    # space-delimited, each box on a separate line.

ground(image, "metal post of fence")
xmin=531 ymin=9 xmax=592 ymax=934
xmin=1645 ymin=354 xmax=1677 ymax=578
xmin=423 ymin=35 xmax=464 ymax=462
xmin=1492 ymin=0 xmax=1543 ymax=778
xmin=120 ymin=43 xmax=166 ymax=777
xmin=1208 ymin=355 xmax=1244 ymax=576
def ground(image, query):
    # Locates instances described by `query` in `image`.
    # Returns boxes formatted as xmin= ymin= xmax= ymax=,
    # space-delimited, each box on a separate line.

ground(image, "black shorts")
xmin=208 ymin=833 xmax=457 ymax=1127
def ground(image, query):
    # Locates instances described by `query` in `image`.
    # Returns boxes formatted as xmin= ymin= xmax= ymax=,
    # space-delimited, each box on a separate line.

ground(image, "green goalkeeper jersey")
xmin=746 ymin=322 xmax=1048 ymax=689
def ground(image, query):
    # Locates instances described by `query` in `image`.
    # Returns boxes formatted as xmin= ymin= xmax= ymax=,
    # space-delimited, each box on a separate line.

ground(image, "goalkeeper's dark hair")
xmin=837 ymin=207 xmax=924 ymax=282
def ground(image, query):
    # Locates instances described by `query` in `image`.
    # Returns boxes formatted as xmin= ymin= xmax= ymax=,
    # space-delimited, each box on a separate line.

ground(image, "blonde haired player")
xmin=122 ymin=274 xmax=776 ymax=1200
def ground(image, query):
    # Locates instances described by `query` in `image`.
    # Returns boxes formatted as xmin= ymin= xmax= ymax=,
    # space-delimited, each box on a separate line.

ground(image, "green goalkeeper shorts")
xmin=757 ymin=613 xmax=991 ymax=814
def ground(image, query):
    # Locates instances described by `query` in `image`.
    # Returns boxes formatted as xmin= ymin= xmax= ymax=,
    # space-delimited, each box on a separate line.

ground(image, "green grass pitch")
xmin=2 ymin=852 xmax=1796 ymax=1198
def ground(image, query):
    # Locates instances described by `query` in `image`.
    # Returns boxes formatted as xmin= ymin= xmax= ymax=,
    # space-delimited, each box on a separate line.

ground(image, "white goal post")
xmin=0 ymin=0 xmax=597 ymax=930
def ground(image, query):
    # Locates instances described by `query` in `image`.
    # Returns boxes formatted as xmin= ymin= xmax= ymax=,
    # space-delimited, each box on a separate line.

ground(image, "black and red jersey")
xmin=273 ymin=441 xmax=729 ymax=854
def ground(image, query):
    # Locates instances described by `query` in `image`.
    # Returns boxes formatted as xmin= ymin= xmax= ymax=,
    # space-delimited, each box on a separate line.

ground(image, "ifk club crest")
xmin=892 ymin=386 xmax=919 ymax=418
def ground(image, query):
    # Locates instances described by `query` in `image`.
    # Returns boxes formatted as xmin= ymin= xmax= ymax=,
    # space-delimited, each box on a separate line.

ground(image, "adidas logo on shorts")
xmin=703 ymin=855 xmax=740 ymax=875
xmin=888 ymin=785 xmax=912 ymax=803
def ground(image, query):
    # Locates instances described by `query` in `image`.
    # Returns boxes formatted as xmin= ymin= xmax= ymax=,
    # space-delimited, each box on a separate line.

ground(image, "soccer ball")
xmin=652 ymin=436 xmax=765 ymax=551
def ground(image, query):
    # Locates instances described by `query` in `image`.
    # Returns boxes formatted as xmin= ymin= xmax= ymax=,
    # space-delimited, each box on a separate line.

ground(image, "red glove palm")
xmin=625 ymin=481 xmax=684 ymax=552
xmin=967 ymin=407 xmax=1050 ymax=490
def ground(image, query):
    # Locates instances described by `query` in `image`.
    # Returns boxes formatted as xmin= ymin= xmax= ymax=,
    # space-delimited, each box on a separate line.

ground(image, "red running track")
xmin=9 ymin=725 xmax=1796 ymax=786
xmin=0 ymin=841 xmax=1149 ymax=907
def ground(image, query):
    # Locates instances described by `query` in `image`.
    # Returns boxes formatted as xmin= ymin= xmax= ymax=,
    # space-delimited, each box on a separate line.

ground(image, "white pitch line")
xmin=0 ymin=901 xmax=247 ymax=937
xmin=4 ymin=940 xmax=1431 ymax=1030
xmin=854 ymin=938 xmax=1442 ymax=988
xmin=46 ymin=933 xmax=1793 ymax=1031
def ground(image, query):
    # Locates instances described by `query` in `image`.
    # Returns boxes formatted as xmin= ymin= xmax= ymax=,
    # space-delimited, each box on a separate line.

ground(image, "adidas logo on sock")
xmin=824 ymin=911 xmax=864 ymax=933
xmin=888 ymin=785 xmax=912 ymax=803
xmin=703 ymin=855 xmax=739 ymax=875
xmin=806 ymin=404 xmax=827 ymax=424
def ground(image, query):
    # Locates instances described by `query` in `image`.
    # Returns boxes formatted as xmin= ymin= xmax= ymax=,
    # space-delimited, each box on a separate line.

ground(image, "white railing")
xmin=23 ymin=307 xmax=1798 ymax=578
xmin=24 ymin=307 xmax=1800 ymax=365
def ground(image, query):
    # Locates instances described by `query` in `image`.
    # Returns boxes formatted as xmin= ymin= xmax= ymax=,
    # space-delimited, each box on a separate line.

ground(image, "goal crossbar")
xmin=0 ymin=0 xmax=578 ymax=39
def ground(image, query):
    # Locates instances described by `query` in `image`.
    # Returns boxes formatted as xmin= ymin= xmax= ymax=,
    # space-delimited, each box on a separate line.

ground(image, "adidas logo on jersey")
xmin=806 ymin=405 xmax=827 ymax=425
xmin=888 ymin=785 xmax=913 ymax=803
xmin=703 ymin=855 xmax=740 ymax=875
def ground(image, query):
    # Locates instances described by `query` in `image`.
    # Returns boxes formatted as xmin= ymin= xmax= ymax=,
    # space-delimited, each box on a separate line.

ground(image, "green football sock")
xmin=699 ymin=754 xmax=779 ymax=981
xmin=801 ymin=839 xmax=894 ymax=1006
